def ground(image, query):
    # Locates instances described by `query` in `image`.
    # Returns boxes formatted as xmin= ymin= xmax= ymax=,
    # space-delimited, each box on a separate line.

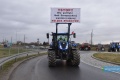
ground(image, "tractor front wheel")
xmin=71 ymin=50 xmax=80 ymax=66
xmin=48 ymin=50 xmax=56 ymax=67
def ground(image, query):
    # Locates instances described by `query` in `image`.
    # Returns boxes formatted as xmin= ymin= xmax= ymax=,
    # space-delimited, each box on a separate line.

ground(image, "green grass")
xmin=0 ymin=52 xmax=47 ymax=76
xmin=91 ymin=46 xmax=97 ymax=51
xmin=93 ymin=53 xmax=120 ymax=64
xmin=0 ymin=48 xmax=29 ymax=58
xmin=90 ymin=46 xmax=108 ymax=51
xmin=0 ymin=45 xmax=2 ymax=48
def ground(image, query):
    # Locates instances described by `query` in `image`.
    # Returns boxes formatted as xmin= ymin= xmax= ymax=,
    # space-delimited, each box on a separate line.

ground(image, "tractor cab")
xmin=50 ymin=33 xmax=68 ymax=48
xmin=52 ymin=33 xmax=68 ymax=41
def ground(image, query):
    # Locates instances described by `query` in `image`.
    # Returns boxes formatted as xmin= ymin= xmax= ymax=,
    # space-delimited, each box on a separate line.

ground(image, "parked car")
xmin=25 ymin=46 xmax=29 ymax=49
xmin=39 ymin=46 xmax=46 ymax=49
xmin=80 ymin=43 xmax=91 ymax=51
xmin=30 ymin=45 xmax=36 ymax=49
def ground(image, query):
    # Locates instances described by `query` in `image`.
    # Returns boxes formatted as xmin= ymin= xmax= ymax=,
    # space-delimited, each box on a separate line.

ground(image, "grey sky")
xmin=0 ymin=0 xmax=120 ymax=44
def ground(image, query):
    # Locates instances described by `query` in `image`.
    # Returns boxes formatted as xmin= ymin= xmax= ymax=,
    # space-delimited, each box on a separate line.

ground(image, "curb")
xmin=91 ymin=55 xmax=120 ymax=65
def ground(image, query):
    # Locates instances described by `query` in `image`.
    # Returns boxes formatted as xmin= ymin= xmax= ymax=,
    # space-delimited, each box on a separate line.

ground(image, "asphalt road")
xmin=9 ymin=51 xmax=120 ymax=80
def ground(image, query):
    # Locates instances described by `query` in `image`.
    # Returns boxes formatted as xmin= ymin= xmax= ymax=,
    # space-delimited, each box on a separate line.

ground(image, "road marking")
xmin=81 ymin=60 xmax=120 ymax=75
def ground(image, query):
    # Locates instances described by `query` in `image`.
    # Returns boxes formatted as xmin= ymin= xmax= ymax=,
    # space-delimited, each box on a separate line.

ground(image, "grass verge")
xmin=0 ymin=48 xmax=30 ymax=58
xmin=93 ymin=53 xmax=120 ymax=64
xmin=0 ymin=52 xmax=47 ymax=76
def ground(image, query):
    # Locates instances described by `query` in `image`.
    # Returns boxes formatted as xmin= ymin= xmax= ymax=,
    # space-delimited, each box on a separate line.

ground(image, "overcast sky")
xmin=0 ymin=0 xmax=120 ymax=44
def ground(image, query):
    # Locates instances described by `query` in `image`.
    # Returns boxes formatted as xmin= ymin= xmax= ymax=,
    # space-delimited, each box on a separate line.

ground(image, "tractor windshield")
xmin=57 ymin=35 xmax=67 ymax=42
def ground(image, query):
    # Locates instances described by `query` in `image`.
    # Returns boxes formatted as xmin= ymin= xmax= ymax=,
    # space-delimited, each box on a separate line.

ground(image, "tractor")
xmin=80 ymin=43 xmax=91 ymax=51
xmin=96 ymin=44 xmax=105 ymax=51
xmin=46 ymin=23 xmax=80 ymax=67
xmin=108 ymin=42 xmax=120 ymax=52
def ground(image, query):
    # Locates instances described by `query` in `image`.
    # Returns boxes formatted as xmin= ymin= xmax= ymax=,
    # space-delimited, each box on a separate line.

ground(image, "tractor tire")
xmin=108 ymin=48 xmax=111 ymax=52
xmin=48 ymin=50 xmax=56 ymax=67
xmin=71 ymin=50 xmax=80 ymax=66
xmin=117 ymin=48 xmax=119 ymax=52
xmin=85 ymin=47 xmax=88 ymax=51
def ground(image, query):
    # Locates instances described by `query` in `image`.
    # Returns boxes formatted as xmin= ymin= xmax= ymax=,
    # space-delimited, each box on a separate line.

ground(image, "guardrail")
xmin=0 ymin=51 xmax=33 ymax=69
xmin=0 ymin=49 xmax=47 ymax=70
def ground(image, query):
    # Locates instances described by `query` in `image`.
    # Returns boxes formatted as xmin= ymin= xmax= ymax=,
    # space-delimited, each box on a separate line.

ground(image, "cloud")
xmin=0 ymin=0 xmax=120 ymax=44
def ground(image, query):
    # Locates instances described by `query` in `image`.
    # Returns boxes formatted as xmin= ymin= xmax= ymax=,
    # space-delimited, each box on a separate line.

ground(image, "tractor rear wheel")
xmin=71 ymin=50 xmax=80 ymax=66
xmin=48 ymin=50 xmax=56 ymax=67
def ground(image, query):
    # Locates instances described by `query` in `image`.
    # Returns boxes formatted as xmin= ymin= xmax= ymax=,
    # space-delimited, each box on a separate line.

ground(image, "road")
xmin=9 ymin=51 xmax=120 ymax=80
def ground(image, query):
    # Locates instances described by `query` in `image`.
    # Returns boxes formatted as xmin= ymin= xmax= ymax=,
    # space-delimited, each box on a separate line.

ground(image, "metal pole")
xmin=16 ymin=31 xmax=17 ymax=45
xmin=56 ymin=23 xmax=58 ymax=38
xmin=91 ymin=29 xmax=93 ymax=45
xmin=11 ymin=36 xmax=12 ymax=44
xmin=68 ymin=23 xmax=72 ymax=55
xmin=24 ymin=35 xmax=25 ymax=47
xmin=3 ymin=35 xmax=4 ymax=43
xmin=56 ymin=23 xmax=58 ymax=53
xmin=68 ymin=23 xmax=72 ymax=42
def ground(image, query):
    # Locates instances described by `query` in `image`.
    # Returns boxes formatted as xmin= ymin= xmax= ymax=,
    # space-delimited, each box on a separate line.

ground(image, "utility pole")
xmin=11 ymin=36 xmax=12 ymax=44
xmin=24 ymin=35 xmax=25 ymax=46
xmin=37 ymin=38 xmax=39 ymax=46
xmin=2 ymin=35 xmax=4 ymax=43
xmin=16 ymin=31 xmax=17 ymax=45
xmin=91 ymin=29 xmax=93 ymax=45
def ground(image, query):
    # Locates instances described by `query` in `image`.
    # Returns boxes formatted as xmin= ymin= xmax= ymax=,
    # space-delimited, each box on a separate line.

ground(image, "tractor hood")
xmin=58 ymin=41 xmax=68 ymax=50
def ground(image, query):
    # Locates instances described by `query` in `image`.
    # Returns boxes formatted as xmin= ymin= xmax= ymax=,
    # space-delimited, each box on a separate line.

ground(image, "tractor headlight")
xmin=65 ymin=44 xmax=68 ymax=49
xmin=59 ymin=45 xmax=62 ymax=49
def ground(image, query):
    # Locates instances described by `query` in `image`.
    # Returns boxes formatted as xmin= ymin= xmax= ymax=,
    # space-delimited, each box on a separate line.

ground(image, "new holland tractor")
xmin=46 ymin=23 xmax=80 ymax=67
xmin=108 ymin=42 xmax=120 ymax=52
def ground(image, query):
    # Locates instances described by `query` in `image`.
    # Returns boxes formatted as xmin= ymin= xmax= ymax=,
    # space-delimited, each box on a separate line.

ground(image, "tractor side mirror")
xmin=73 ymin=33 xmax=76 ymax=38
xmin=46 ymin=33 xmax=49 ymax=39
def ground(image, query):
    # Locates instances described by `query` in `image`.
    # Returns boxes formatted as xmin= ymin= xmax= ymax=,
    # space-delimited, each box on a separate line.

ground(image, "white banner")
xmin=51 ymin=8 xmax=80 ymax=23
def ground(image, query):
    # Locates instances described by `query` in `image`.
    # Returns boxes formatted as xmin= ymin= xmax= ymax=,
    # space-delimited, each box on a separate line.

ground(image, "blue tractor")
xmin=70 ymin=41 xmax=78 ymax=48
xmin=46 ymin=23 xmax=80 ymax=67
xmin=108 ymin=42 xmax=120 ymax=52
